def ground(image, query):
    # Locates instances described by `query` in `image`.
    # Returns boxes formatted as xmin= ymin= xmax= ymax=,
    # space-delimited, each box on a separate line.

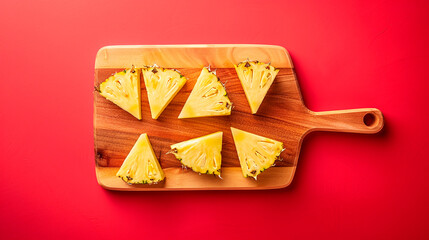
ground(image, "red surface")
xmin=0 ymin=0 xmax=428 ymax=239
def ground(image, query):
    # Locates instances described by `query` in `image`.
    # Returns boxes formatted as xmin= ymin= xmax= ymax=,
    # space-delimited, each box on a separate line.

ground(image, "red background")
xmin=1 ymin=0 xmax=428 ymax=239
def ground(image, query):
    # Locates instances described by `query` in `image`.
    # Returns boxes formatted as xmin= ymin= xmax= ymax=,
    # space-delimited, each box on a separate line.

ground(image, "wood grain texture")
xmin=96 ymin=167 xmax=295 ymax=191
xmin=95 ymin=44 xmax=293 ymax=69
xmin=94 ymin=45 xmax=384 ymax=191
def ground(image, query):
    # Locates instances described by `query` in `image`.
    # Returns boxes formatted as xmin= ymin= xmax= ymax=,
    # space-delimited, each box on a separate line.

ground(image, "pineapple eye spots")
xmin=203 ymin=87 xmax=219 ymax=98
xmin=255 ymin=150 xmax=267 ymax=160
xmin=260 ymin=73 xmax=272 ymax=88
xmin=212 ymin=102 xmax=229 ymax=112
xmin=212 ymin=157 xmax=218 ymax=168
xmin=244 ymin=157 xmax=251 ymax=169
xmin=226 ymin=102 xmax=231 ymax=109
xmin=105 ymin=87 xmax=114 ymax=95
xmin=114 ymin=80 xmax=123 ymax=90
xmin=152 ymin=74 xmax=161 ymax=82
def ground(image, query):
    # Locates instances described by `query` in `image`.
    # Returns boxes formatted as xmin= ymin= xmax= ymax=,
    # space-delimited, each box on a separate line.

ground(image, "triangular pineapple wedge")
xmin=142 ymin=66 xmax=187 ymax=119
xmin=231 ymin=127 xmax=283 ymax=179
xmin=234 ymin=60 xmax=279 ymax=114
xmin=99 ymin=67 xmax=141 ymax=119
xmin=116 ymin=134 xmax=165 ymax=184
xmin=178 ymin=67 xmax=232 ymax=118
xmin=170 ymin=132 xmax=223 ymax=175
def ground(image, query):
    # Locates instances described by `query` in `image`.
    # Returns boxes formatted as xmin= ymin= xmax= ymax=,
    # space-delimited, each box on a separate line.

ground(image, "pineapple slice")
xmin=116 ymin=134 xmax=165 ymax=184
xmin=142 ymin=66 xmax=187 ymax=119
xmin=99 ymin=67 xmax=142 ymax=119
xmin=178 ymin=67 xmax=232 ymax=118
xmin=234 ymin=60 xmax=279 ymax=114
xmin=231 ymin=127 xmax=283 ymax=179
xmin=170 ymin=132 xmax=223 ymax=175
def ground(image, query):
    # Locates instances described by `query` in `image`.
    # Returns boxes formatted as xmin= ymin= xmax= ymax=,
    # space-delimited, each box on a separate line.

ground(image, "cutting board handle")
xmin=310 ymin=108 xmax=384 ymax=134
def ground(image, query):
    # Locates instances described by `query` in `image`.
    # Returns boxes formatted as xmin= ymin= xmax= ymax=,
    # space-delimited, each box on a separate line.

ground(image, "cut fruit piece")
xmin=116 ymin=134 xmax=165 ymax=184
xmin=234 ymin=60 xmax=279 ymax=114
xmin=99 ymin=67 xmax=142 ymax=119
xmin=170 ymin=132 xmax=223 ymax=175
xmin=142 ymin=65 xmax=187 ymax=119
xmin=231 ymin=127 xmax=283 ymax=179
xmin=178 ymin=67 xmax=232 ymax=119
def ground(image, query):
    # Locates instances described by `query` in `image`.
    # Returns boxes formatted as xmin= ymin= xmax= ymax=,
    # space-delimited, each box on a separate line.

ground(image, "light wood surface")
xmin=94 ymin=44 xmax=384 ymax=191
xmin=96 ymin=167 xmax=296 ymax=191
xmin=95 ymin=44 xmax=293 ymax=69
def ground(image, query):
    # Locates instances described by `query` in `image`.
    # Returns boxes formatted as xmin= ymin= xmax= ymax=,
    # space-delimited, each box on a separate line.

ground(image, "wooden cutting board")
xmin=94 ymin=44 xmax=384 ymax=191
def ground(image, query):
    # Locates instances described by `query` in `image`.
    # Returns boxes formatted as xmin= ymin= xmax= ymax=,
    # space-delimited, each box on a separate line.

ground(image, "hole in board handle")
xmin=363 ymin=113 xmax=377 ymax=127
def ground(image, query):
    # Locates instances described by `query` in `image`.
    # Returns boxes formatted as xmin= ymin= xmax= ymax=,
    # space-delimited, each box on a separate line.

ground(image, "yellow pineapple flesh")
xmin=234 ymin=60 xmax=279 ymax=114
xmin=142 ymin=66 xmax=187 ymax=119
xmin=231 ymin=127 xmax=283 ymax=179
xmin=178 ymin=67 xmax=231 ymax=119
xmin=170 ymin=132 xmax=223 ymax=175
xmin=99 ymin=67 xmax=142 ymax=119
xmin=116 ymin=134 xmax=165 ymax=184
